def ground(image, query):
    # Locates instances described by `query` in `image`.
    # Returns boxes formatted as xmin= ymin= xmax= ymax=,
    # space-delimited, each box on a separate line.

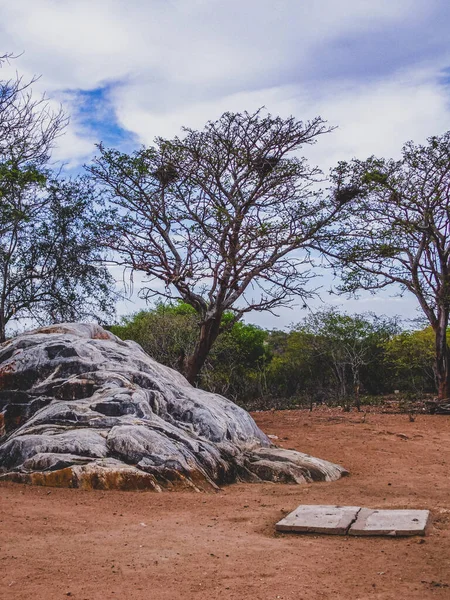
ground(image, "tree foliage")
xmin=0 ymin=62 xmax=114 ymax=340
xmin=110 ymin=303 xmax=268 ymax=401
xmin=0 ymin=176 xmax=115 ymax=340
xmin=111 ymin=306 xmax=427 ymax=409
xmin=323 ymin=132 xmax=450 ymax=400
xmin=384 ymin=327 xmax=441 ymax=393
xmin=110 ymin=302 xmax=199 ymax=372
xmin=296 ymin=308 xmax=399 ymax=409
xmin=89 ymin=109 xmax=344 ymax=382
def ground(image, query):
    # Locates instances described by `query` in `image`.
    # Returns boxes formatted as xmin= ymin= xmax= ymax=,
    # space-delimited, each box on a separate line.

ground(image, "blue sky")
xmin=1 ymin=0 xmax=450 ymax=327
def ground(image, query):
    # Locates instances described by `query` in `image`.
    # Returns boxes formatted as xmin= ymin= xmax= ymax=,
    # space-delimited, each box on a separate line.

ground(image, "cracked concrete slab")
xmin=276 ymin=505 xmax=361 ymax=535
xmin=276 ymin=506 xmax=431 ymax=537
xmin=348 ymin=508 xmax=430 ymax=536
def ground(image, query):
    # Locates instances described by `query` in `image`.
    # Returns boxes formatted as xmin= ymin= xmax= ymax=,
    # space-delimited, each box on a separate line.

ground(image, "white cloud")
xmin=51 ymin=122 xmax=96 ymax=169
xmin=1 ymin=1 xmax=447 ymax=167
xmin=111 ymin=83 xmax=301 ymax=143
xmin=1 ymin=0 xmax=449 ymax=324
xmin=304 ymin=65 xmax=450 ymax=171
xmin=1 ymin=0 xmax=426 ymax=90
xmin=113 ymin=62 xmax=450 ymax=172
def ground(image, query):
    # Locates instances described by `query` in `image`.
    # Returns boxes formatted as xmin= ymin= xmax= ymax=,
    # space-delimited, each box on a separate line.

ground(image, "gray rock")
xmin=0 ymin=323 xmax=348 ymax=491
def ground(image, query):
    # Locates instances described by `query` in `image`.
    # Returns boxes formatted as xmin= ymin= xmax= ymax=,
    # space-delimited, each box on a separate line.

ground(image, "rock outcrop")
xmin=0 ymin=323 xmax=347 ymax=491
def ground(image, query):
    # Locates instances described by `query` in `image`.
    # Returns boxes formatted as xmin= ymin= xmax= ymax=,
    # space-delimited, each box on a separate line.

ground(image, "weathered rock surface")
xmin=0 ymin=323 xmax=348 ymax=491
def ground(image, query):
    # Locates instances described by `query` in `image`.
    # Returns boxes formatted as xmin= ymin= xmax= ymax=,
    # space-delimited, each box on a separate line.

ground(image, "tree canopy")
xmin=323 ymin=131 xmax=450 ymax=400
xmin=110 ymin=302 xmax=268 ymax=401
xmin=89 ymin=109 xmax=345 ymax=382
xmin=298 ymin=308 xmax=399 ymax=409
xmin=0 ymin=176 xmax=115 ymax=340
xmin=112 ymin=305 xmax=436 ymax=410
xmin=0 ymin=63 xmax=115 ymax=340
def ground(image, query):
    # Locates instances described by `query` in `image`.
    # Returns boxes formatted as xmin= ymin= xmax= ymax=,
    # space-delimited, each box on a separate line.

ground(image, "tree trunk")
xmin=354 ymin=382 xmax=361 ymax=411
xmin=352 ymin=366 xmax=361 ymax=411
xmin=0 ymin=310 xmax=5 ymax=344
xmin=334 ymin=364 xmax=347 ymax=405
xmin=434 ymin=308 xmax=450 ymax=401
xmin=183 ymin=316 xmax=222 ymax=384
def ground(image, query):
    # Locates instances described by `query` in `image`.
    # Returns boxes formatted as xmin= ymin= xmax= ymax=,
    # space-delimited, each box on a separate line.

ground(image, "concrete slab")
xmin=276 ymin=505 xmax=361 ymax=535
xmin=348 ymin=508 xmax=430 ymax=537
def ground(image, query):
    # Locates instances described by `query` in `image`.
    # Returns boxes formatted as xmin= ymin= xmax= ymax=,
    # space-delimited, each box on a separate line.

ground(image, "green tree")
xmin=201 ymin=317 xmax=268 ymax=401
xmin=110 ymin=303 xmax=198 ymax=371
xmin=0 ymin=63 xmax=114 ymax=340
xmin=296 ymin=308 xmax=399 ymax=409
xmin=384 ymin=327 xmax=438 ymax=393
xmin=323 ymin=132 xmax=450 ymax=401
xmin=264 ymin=329 xmax=323 ymax=403
xmin=0 ymin=176 xmax=115 ymax=340
xmin=110 ymin=303 xmax=268 ymax=400
xmin=89 ymin=109 xmax=345 ymax=383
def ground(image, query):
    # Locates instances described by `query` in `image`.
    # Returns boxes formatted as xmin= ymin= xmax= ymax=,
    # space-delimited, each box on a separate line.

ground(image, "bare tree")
xmin=0 ymin=72 xmax=67 ymax=169
xmin=0 ymin=52 xmax=14 ymax=66
xmin=89 ymin=110 xmax=345 ymax=383
xmin=322 ymin=132 xmax=450 ymax=401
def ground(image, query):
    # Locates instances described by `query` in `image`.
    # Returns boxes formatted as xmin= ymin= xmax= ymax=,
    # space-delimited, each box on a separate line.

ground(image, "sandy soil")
xmin=1 ymin=408 xmax=450 ymax=600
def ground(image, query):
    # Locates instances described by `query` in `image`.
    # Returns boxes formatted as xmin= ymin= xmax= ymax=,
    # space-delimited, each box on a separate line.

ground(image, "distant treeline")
xmin=110 ymin=303 xmax=437 ymax=410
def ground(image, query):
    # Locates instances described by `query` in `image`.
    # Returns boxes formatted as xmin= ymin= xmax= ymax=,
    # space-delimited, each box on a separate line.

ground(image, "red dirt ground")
xmin=1 ymin=408 xmax=450 ymax=600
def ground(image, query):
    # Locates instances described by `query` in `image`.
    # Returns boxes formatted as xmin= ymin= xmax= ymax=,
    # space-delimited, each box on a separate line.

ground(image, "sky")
xmin=1 ymin=0 xmax=450 ymax=328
